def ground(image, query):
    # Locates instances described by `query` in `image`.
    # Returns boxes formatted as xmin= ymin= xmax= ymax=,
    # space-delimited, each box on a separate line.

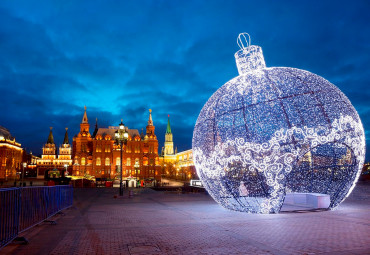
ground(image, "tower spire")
xmin=148 ymin=109 xmax=153 ymax=126
xmin=82 ymin=105 xmax=88 ymax=123
xmin=146 ymin=109 xmax=155 ymax=136
xmin=47 ymin=127 xmax=55 ymax=144
xmin=164 ymin=115 xmax=174 ymax=156
xmin=166 ymin=114 xmax=172 ymax=134
xmin=63 ymin=128 xmax=69 ymax=144
xmin=80 ymin=106 xmax=90 ymax=134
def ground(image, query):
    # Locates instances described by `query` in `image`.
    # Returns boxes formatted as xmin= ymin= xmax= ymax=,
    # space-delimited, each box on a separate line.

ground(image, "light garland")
xmin=192 ymin=33 xmax=365 ymax=213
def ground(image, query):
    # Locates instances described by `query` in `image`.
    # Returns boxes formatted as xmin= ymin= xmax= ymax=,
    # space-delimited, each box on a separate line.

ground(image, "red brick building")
xmin=72 ymin=107 xmax=160 ymax=181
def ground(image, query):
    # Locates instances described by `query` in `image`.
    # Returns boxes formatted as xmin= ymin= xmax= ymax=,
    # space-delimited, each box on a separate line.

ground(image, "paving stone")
xmin=2 ymin=182 xmax=370 ymax=255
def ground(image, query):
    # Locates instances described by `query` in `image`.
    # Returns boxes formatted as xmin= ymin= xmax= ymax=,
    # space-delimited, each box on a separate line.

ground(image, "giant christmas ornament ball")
xmin=192 ymin=33 xmax=365 ymax=213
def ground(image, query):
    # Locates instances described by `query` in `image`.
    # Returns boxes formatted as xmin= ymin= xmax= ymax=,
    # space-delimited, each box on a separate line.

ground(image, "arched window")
xmin=116 ymin=157 xmax=120 ymax=166
xmin=126 ymin=158 xmax=131 ymax=166
xmin=96 ymin=157 xmax=101 ymax=166
xmin=81 ymin=157 xmax=86 ymax=165
xmin=105 ymin=157 xmax=110 ymax=166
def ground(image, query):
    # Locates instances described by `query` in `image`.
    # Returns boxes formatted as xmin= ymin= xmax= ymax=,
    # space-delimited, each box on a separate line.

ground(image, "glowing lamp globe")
xmin=192 ymin=33 xmax=365 ymax=214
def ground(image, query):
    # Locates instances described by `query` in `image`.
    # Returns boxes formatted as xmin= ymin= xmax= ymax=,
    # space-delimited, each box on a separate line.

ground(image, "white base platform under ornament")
xmin=281 ymin=193 xmax=330 ymax=211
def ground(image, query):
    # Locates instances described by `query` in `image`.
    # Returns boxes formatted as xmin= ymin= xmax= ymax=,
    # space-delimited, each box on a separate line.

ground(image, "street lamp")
xmin=22 ymin=162 xmax=27 ymax=187
xmin=64 ymin=164 xmax=68 ymax=176
xmin=115 ymin=120 xmax=129 ymax=196
xmin=134 ymin=160 xmax=139 ymax=187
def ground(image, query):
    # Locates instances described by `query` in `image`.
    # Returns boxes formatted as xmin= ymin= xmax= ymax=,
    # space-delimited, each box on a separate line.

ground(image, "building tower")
xmin=164 ymin=115 xmax=174 ymax=156
xmin=72 ymin=106 xmax=93 ymax=176
xmin=43 ymin=127 xmax=56 ymax=159
xmin=80 ymin=106 xmax=90 ymax=134
xmin=58 ymin=128 xmax=72 ymax=161
xmin=146 ymin=109 xmax=155 ymax=136
xmin=36 ymin=127 xmax=57 ymax=178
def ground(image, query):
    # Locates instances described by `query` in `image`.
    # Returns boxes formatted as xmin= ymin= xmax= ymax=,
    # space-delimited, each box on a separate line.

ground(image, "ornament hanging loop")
xmin=235 ymin=32 xmax=266 ymax=74
xmin=237 ymin=33 xmax=251 ymax=50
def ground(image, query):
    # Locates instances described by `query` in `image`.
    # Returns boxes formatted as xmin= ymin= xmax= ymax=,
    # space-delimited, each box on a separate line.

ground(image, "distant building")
xmin=33 ymin=107 xmax=197 ymax=182
xmin=36 ymin=127 xmax=72 ymax=178
xmin=72 ymin=107 xmax=161 ymax=181
xmin=159 ymin=116 xmax=196 ymax=180
xmin=0 ymin=126 xmax=24 ymax=181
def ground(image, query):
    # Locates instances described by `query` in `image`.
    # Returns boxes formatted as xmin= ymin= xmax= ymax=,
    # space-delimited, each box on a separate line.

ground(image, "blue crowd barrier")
xmin=0 ymin=185 xmax=73 ymax=249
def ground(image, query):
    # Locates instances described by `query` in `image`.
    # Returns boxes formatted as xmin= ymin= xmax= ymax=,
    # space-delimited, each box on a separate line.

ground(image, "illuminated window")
xmin=81 ymin=157 xmax=86 ymax=165
xmin=116 ymin=157 xmax=120 ymax=166
xmin=105 ymin=145 xmax=111 ymax=152
xmin=126 ymin=158 xmax=131 ymax=166
xmin=96 ymin=157 xmax=101 ymax=166
xmin=105 ymin=157 xmax=110 ymax=166
xmin=96 ymin=145 xmax=102 ymax=152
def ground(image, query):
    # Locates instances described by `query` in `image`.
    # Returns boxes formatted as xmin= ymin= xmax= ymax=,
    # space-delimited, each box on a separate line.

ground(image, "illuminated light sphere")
xmin=192 ymin=33 xmax=365 ymax=214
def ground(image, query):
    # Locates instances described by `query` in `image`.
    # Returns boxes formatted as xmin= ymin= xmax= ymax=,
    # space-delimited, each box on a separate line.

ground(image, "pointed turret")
xmin=166 ymin=114 xmax=172 ymax=134
xmin=43 ymin=127 xmax=56 ymax=157
xmin=80 ymin=106 xmax=90 ymax=134
xmin=63 ymin=128 xmax=69 ymax=145
xmin=146 ymin=109 xmax=155 ymax=136
xmin=82 ymin=105 xmax=88 ymax=123
xmin=47 ymin=127 xmax=55 ymax=144
xmin=141 ymin=128 xmax=145 ymax=140
xmin=59 ymin=128 xmax=71 ymax=161
xmin=92 ymin=118 xmax=98 ymax=138
xmin=148 ymin=109 xmax=153 ymax=126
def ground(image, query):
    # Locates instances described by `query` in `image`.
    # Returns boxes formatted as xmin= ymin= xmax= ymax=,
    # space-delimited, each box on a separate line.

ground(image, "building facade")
xmin=36 ymin=127 xmax=72 ymax=178
xmin=72 ymin=107 xmax=161 ymax=181
xmin=0 ymin=126 xmax=24 ymax=181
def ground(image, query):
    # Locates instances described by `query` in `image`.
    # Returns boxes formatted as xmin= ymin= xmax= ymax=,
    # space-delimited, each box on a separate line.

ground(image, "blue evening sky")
xmin=1 ymin=0 xmax=370 ymax=159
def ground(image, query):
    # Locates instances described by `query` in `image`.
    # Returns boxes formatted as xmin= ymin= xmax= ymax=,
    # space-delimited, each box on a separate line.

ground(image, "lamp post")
xmin=134 ymin=160 xmax=139 ymax=187
xmin=22 ymin=162 xmax=27 ymax=187
xmin=64 ymin=164 xmax=68 ymax=176
xmin=115 ymin=120 xmax=129 ymax=196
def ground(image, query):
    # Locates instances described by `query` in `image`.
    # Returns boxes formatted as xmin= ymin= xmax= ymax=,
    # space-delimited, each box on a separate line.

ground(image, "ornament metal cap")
xmin=235 ymin=33 xmax=266 ymax=75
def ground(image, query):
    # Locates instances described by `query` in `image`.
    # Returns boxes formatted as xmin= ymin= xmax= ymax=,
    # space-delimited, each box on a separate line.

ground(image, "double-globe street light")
xmin=115 ymin=120 xmax=129 ymax=196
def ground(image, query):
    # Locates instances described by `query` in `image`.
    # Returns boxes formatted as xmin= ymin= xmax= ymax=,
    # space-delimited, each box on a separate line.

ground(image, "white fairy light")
xmin=192 ymin=33 xmax=365 ymax=214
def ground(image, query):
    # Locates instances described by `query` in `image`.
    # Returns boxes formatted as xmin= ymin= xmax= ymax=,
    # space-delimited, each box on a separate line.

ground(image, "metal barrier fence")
xmin=0 ymin=185 xmax=73 ymax=249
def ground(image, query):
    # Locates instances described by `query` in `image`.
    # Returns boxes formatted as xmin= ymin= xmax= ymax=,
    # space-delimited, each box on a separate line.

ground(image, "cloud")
xmin=0 ymin=1 xmax=370 ymax=161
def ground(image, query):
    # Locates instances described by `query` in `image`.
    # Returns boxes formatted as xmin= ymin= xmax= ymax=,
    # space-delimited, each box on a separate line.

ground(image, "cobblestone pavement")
xmin=2 ymin=182 xmax=370 ymax=255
